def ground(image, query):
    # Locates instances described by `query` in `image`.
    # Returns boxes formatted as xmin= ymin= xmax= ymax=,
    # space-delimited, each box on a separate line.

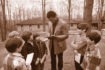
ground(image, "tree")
xmin=0 ymin=0 xmax=7 ymax=41
xmin=42 ymin=0 xmax=46 ymax=31
xmin=97 ymin=0 xmax=104 ymax=30
xmin=68 ymin=0 xmax=71 ymax=23
xmin=83 ymin=0 xmax=94 ymax=30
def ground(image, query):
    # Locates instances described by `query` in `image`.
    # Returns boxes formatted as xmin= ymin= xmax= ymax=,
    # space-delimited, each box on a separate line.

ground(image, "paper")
xmin=40 ymin=54 xmax=47 ymax=64
xmin=26 ymin=53 xmax=34 ymax=65
xmin=74 ymin=53 xmax=81 ymax=63
xmin=36 ymin=37 xmax=48 ymax=42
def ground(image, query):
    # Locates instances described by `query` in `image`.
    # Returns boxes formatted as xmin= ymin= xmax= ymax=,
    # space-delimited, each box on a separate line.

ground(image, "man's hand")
xmin=47 ymin=35 xmax=56 ymax=39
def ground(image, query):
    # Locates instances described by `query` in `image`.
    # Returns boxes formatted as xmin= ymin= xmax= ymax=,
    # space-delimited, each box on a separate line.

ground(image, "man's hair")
xmin=5 ymin=38 xmax=23 ymax=53
xmin=21 ymin=31 xmax=32 ymax=42
xmin=87 ymin=31 xmax=101 ymax=44
xmin=47 ymin=11 xmax=57 ymax=18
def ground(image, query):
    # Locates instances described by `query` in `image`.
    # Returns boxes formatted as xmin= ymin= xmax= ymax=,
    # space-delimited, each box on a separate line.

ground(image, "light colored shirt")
xmin=3 ymin=53 xmax=29 ymax=70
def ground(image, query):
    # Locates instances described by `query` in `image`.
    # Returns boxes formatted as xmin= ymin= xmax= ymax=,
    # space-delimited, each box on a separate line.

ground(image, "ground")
xmin=0 ymin=30 xmax=105 ymax=70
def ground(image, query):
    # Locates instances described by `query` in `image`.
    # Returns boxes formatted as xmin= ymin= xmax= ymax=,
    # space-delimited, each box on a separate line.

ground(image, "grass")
xmin=0 ymin=32 xmax=105 ymax=70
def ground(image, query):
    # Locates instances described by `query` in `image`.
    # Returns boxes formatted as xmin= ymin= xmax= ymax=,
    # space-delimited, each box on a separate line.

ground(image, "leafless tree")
xmin=83 ymin=0 xmax=94 ymax=30
xmin=97 ymin=0 xmax=104 ymax=30
xmin=42 ymin=0 xmax=46 ymax=31
xmin=68 ymin=0 xmax=71 ymax=23
xmin=0 ymin=0 xmax=7 ymax=41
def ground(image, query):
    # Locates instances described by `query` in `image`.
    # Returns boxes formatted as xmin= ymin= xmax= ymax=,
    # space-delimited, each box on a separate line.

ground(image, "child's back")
xmin=3 ymin=37 xmax=30 ymax=70
xmin=82 ymin=31 xmax=101 ymax=70
xmin=4 ymin=53 xmax=27 ymax=70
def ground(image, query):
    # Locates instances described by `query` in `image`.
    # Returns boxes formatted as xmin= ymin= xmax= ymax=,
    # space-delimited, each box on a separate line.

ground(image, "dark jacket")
xmin=21 ymin=41 xmax=39 ymax=68
xmin=33 ymin=40 xmax=47 ymax=59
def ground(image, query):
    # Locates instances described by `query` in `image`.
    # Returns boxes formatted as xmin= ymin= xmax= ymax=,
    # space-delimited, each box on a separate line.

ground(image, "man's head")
xmin=47 ymin=11 xmax=58 ymax=24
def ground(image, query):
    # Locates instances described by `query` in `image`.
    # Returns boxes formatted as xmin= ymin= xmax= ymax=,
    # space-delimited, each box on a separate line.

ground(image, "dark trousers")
xmin=75 ymin=55 xmax=84 ymax=70
xmin=31 ymin=63 xmax=44 ymax=70
xmin=50 ymin=46 xmax=63 ymax=70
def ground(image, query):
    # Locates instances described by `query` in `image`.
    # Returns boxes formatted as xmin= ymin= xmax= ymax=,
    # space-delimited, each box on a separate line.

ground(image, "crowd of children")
xmin=3 ymin=31 xmax=48 ymax=70
xmin=2 ymin=23 xmax=102 ymax=70
xmin=71 ymin=23 xmax=102 ymax=70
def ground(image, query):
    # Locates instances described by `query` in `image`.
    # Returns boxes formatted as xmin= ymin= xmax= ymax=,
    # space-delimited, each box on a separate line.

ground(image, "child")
xmin=71 ymin=23 xmax=89 ymax=70
xmin=21 ymin=31 xmax=35 ymax=70
xmin=32 ymin=33 xmax=48 ymax=70
xmin=82 ymin=31 xmax=101 ymax=70
xmin=3 ymin=37 xmax=31 ymax=70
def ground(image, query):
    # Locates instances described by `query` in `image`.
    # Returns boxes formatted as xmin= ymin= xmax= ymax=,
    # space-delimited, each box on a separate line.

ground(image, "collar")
xmin=27 ymin=41 xmax=33 ymax=46
xmin=95 ymin=43 xmax=99 ymax=47
xmin=11 ymin=53 xmax=23 ymax=57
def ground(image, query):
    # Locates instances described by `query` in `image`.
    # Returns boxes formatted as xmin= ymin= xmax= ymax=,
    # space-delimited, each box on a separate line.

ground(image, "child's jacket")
xmin=81 ymin=44 xmax=101 ymax=70
xmin=3 ymin=53 xmax=28 ymax=70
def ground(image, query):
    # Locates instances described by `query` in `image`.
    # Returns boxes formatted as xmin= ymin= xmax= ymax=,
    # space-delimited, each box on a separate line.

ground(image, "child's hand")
xmin=35 ymin=58 xmax=40 ymax=65
xmin=26 ymin=64 xmax=31 ymax=70
xmin=40 ymin=54 xmax=47 ymax=64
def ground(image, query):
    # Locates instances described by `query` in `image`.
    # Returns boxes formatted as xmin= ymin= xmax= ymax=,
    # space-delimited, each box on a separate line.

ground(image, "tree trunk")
xmin=83 ymin=0 xmax=94 ymax=30
xmin=68 ymin=0 xmax=71 ymax=23
xmin=1 ymin=0 xmax=7 ymax=41
xmin=97 ymin=0 xmax=104 ymax=30
xmin=42 ymin=0 xmax=46 ymax=31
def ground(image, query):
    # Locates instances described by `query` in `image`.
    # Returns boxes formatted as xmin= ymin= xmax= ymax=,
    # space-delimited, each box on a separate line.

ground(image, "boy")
xmin=21 ymin=31 xmax=35 ymax=70
xmin=3 ymin=37 xmax=31 ymax=70
xmin=82 ymin=31 xmax=101 ymax=70
xmin=71 ymin=23 xmax=89 ymax=70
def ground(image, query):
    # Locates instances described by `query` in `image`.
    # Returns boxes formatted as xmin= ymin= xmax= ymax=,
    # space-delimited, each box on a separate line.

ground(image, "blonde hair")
xmin=8 ymin=31 xmax=20 ymax=38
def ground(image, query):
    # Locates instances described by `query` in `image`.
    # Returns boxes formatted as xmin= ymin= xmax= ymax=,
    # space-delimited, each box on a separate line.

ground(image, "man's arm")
xmin=54 ymin=34 xmax=68 ymax=41
xmin=54 ymin=23 xmax=69 ymax=41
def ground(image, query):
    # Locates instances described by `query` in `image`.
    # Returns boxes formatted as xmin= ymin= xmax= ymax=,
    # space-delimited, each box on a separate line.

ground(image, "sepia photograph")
xmin=0 ymin=0 xmax=105 ymax=70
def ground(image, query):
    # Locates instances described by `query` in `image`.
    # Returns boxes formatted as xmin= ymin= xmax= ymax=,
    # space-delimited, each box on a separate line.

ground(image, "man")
xmin=47 ymin=11 xmax=69 ymax=70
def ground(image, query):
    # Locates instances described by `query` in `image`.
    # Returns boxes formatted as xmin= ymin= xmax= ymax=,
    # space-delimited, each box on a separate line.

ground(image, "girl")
xmin=32 ymin=33 xmax=48 ymax=70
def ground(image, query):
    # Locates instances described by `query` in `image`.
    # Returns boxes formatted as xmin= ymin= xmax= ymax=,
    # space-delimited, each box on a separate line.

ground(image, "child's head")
xmin=22 ymin=31 xmax=33 ymax=42
xmin=5 ymin=38 xmax=24 ymax=53
xmin=77 ymin=23 xmax=90 ymax=34
xmin=8 ymin=31 xmax=20 ymax=38
xmin=87 ymin=31 xmax=101 ymax=44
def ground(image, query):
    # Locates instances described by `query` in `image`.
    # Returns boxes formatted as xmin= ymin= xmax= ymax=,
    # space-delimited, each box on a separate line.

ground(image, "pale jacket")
xmin=83 ymin=44 xmax=101 ymax=70
xmin=48 ymin=19 xmax=69 ymax=54
xmin=71 ymin=34 xmax=87 ymax=63
xmin=3 ymin=53 xmax=30 ymax=70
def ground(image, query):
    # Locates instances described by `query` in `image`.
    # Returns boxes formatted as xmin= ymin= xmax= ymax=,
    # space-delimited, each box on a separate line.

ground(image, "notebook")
xmin=26 ymin=53 xmax=34 ymax=65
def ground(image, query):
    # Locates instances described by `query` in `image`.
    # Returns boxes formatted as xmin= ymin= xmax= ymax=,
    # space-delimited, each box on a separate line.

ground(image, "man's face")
xmin=49 ymin=17 xmax=58 ymax=24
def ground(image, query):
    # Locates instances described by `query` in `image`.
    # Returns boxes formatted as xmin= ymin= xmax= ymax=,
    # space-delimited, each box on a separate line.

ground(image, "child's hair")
xmin=21 ymin=31 xmax=32 ymax=42
xmin=8 ymin=31 xmax=19 ymax=38
xmin=77 ymin=23 xmax=89 ymax=33
xmin=87 ymin=31 xmax=101 ymax=44
xmin=5 ymin=38 xmax=23 ymax=53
